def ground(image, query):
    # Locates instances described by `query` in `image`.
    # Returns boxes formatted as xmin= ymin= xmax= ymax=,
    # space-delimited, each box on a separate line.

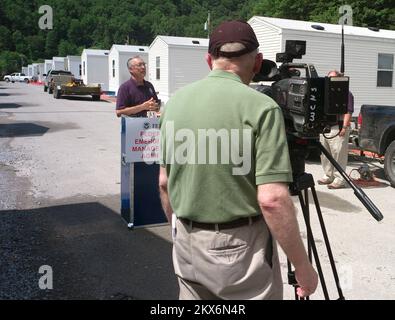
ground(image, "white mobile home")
xmin=21 ymin=67 xmax=28 ymax=75
xmin=27 ymin=65 xmax=34 ymax=77
xmin=52 ymin=57 xmax=66 ymax=71
xmin=248 ymin=16 xmax=395 ymax=114
xmin=44 ymin=59 xmax=52 ymax=75
xmin=65 ymin=56 xmax=82 ymax=79
xmin=81 ymin=49 xmax=110 ymax=91
xmin=36 ymin=63 xmax=45 ymax=82
xmin=108 ymin=44 xmax=149 ymax=94
xmin=148 ymin=36 xmax=210 ymax=102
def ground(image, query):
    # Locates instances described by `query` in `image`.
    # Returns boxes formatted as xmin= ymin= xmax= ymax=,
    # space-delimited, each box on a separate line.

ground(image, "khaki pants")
xmin=319 ymin=126 xmax=350 ymax=185
xmin=172 ymin=216 xmax=283 ymax=300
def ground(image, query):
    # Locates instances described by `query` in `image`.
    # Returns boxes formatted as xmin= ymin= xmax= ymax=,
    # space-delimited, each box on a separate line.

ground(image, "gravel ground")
xmin=1 ymin=82 xmax=394 ymax=300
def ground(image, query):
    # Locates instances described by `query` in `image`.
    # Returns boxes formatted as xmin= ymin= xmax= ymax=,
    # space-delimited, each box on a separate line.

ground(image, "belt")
xmin=179 ymin=215 xmax=262 ymax=231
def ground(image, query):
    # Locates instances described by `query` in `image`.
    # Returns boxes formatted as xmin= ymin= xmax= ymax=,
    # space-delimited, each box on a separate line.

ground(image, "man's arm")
xmin=339 ymin=113 xmax=352 ymax=136
xmin=116 ymin=98 xmax=158 ymax=118
xmin=257 ymin=182 xmax=318 ymax=298
xmin=159 ymin=166 xmax=173 ymax=222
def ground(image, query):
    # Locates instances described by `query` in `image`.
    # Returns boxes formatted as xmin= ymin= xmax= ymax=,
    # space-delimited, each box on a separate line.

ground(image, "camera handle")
xmin=314 ymin=140 xmax=384 ymax=221
xmin=288 ymin=173 xmax=345 ymax=300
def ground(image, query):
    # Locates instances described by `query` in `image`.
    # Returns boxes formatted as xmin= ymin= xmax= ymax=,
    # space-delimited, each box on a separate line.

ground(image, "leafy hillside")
xmin=0 ymin=0 xmax=394 ymax=74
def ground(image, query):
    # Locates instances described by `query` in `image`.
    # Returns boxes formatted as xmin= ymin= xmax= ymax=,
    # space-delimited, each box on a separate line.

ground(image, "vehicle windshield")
xmin=49 ymin=70 xmax=73 ymax=75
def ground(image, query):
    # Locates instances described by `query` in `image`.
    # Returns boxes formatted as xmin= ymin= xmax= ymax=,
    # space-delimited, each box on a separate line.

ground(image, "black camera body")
xmin=253 ymin=40 xmax=349 ymax=139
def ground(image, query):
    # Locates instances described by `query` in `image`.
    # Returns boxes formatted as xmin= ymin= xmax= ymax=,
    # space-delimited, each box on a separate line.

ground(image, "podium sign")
xmin=124 ymin=117 xmax=160 ymax=163
xmin=121 ymin=116 xmax=167 ymax=228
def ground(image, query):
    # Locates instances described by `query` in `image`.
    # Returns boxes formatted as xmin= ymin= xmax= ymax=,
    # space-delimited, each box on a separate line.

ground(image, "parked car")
xmin=353 ymin=104 xmax=395 ymax=187
xmin=3 ymin=73 xmax=32 ymax=83
xmin=43 ymin=70 xmax=73 ymax=93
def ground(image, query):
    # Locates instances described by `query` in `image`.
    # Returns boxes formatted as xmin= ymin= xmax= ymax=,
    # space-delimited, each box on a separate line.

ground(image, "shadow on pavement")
xmin=0 ymin=202 xmax=177 ymax=300
xmin=0 ymin=103 xmax=23 ymax=109
xmin=0 ymin=123 xmax=50 ymax=138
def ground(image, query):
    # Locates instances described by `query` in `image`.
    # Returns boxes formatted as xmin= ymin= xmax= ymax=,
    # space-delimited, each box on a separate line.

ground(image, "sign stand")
xmin=120 ymin=116 xmax=167 ymax=229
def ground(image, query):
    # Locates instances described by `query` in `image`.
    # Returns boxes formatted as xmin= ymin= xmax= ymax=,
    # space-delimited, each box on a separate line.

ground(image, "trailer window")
xmin=377 ymin=53 xmax=393 ymax=87
xmin=156 ymin=56 xmax=160 ymax=80
xmin=112 ymin=60 xmax=115 ymax=78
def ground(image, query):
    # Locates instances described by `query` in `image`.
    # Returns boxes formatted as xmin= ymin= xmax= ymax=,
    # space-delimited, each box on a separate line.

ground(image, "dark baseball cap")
xmin=208 ymin=20 xmax=259 ymax=58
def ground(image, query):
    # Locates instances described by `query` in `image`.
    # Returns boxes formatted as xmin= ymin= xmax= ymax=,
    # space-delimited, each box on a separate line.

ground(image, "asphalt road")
xmin=0 ymin=82 xmax=394 ymax=300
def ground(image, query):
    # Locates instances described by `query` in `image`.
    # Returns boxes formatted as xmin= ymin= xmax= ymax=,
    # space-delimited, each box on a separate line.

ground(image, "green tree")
xmin=0 ymin=51 xmax=23 ymax=76
xmin=0 ymin=26 xmax=13 ymax=51
xmin=58 ymin=40 xmax=78 ymax=57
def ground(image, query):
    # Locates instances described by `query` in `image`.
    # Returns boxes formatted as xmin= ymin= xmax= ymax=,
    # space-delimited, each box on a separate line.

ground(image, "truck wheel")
xmin=24 ymin=78 xmax=29 ymax=83
xmin=384 ymin=140 xmax=395 ymax=187
xmin=5 ymin=78 xmax=10 ymax=83
xmin=44 ymin=86 xmax=48 ymax=92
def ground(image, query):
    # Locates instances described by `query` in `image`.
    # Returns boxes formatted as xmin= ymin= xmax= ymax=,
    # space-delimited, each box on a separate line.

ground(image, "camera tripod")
xmin=286 ymin=138 xmax=383 ymax=300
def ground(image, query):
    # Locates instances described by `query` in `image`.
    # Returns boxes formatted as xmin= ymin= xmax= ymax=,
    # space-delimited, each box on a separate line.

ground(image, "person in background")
xmin=115 ymin=55 xmax=159 ymax=117
xmin=159 ymin=20 xmax=318 ymax=300
xmin=318 ymin=70 xmax=354 ymax=189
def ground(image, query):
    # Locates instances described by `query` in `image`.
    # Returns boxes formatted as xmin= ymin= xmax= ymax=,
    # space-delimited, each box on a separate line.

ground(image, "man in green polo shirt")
xmin=159 ymin=20 xmax=318 ymax=300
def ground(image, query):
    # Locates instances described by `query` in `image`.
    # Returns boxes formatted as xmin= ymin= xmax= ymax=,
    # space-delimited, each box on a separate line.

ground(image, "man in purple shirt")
xmin=115 ymin=56 xmax=159 ymax=117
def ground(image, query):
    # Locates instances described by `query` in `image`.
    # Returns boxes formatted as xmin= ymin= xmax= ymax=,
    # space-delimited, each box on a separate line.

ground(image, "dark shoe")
xmin=318 ymin=177 xmax=333 ymax=185
xmin=327 ymin=182 xmax=346 ymax=189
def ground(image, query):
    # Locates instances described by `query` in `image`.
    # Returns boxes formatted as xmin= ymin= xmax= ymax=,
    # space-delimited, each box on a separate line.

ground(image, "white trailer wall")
xmin=81 ymin=49 xmax=109 ymax=91
xmin=52 ymin=57 xmax=65 ymax=71
xmin=44 ymin=60 xmax=53 ymax=75
xmin=65 ymin=56 xmax=82 ymax=79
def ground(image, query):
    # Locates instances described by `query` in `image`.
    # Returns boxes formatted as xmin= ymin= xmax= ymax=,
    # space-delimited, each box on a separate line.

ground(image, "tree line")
xmin=0 ymin=0 xmax=394 ymax=75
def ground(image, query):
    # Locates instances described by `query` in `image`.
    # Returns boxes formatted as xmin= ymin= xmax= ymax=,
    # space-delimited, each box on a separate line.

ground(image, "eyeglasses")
xmin=132 ymin=62 xmax=146 ymax=68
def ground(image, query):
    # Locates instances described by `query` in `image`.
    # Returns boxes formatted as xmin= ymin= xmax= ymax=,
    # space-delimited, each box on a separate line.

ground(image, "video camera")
xmin=253 ymin=40 xmax=349 ymax=139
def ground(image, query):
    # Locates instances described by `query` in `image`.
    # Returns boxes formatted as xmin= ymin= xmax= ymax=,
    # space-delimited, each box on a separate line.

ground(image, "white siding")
xmin=52 ymin=57 xmax=65 ymax=71
xmin=249 ymin=18 xmax=282 ymax=61
xmin=168 ymin=46 xmax=209 ymax=95
xmin=66 ymin=56 xmax=81 ymax=79
xmin=108 ymin=49 xmax=119 ymax=93
xmin=44 ymin=60 xmax=52 ymax=75
xmin=149 ymin=38 xmax=169 ymax=102
xmin=86 ymin=55 xmax=109 ymax=91
xmin=81 ymin=50 xmax=109 ymax=91
xmin=37 ymin=63 xmax=45 ymax=82
xmin=32 ymin=64 xmax=39 ymax=78
xmin=81 ymin=52 xmax=88 ymax=86
xmin=27 ymin=65 xmax=33 ymax=77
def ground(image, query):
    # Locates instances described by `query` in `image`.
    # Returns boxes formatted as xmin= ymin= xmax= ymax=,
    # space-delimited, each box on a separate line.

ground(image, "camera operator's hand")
xmin=295 ymin=263 xmax=318 ymax=298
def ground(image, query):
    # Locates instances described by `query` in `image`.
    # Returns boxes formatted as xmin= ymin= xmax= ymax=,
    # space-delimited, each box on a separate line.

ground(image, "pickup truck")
xmin=3 ymin=73 xmax=32 ymax=83
xmin=354 ymin=105 xmax=395 ymax=187
xmin=43 ymin=70 xmax=73 ymax=93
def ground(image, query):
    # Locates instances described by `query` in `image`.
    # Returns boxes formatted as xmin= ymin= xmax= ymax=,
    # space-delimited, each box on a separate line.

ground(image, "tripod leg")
xmin=297 ymin=191 xmax=330 ymax=300
xmin=310 ymin=186 xmax=345 ymax=300
xmin=287 ymin=260 xmax=299 ymax=300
